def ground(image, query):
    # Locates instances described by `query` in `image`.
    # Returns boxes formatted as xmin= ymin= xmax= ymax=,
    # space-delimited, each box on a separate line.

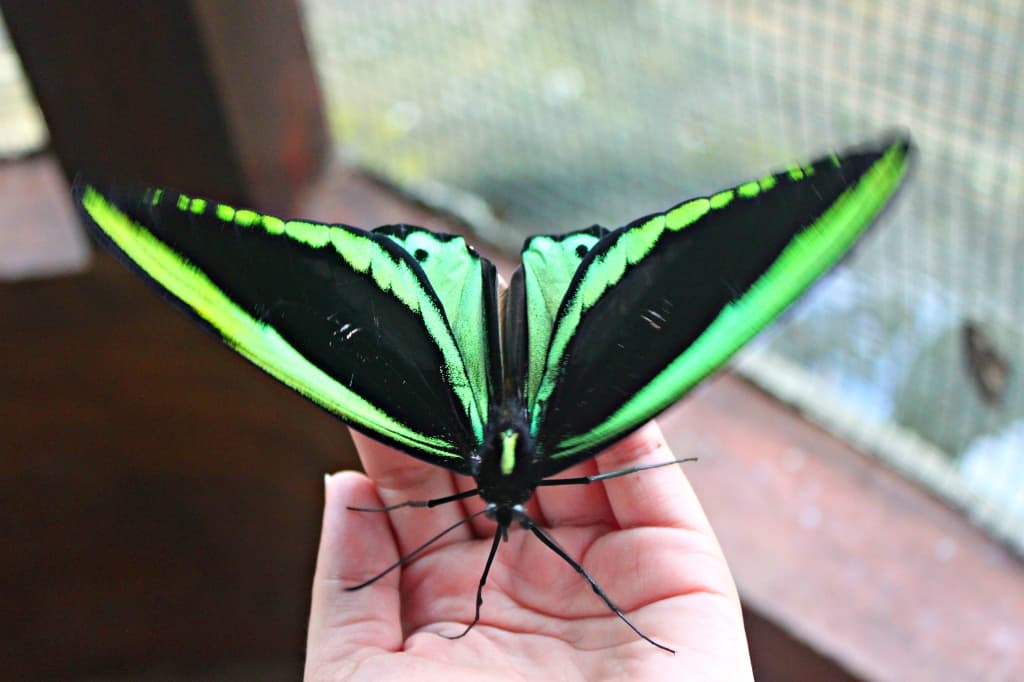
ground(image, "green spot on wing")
xmin=738 ymin=181 xmax=760 ymax=199
xmin=331 ymin=229 xmax=372 ymax=272
xmin=262 ymin=215 xmax=285 ymax=234
xmin=285 ymin=220 xmax=330 ymax=248
xmin=666 ymin=199 xmax=710 ymax=230
xmin=709 ymin=189 xmax=734 ymax=209
xmin=215 ymin=204 xmax=235 ymax=222
xmin=235 ymin=209 xmax=258 ymax=227
xmin=189 ymin=198 xmax=207 ymax=215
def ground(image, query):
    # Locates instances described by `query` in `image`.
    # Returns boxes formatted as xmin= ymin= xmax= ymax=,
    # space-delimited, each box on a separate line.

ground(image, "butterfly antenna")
xmin=537 ymin=458 xmax=696 ymax=488
xmin=348 ymin=487 xmax=480 ymax=512
xmin=523 ymin=519 xmax=675 ymax=654
xmin=443 ymin=522 xmax=504 ymax=641
xmin=346 ymin=508 xmax=488 ymax=591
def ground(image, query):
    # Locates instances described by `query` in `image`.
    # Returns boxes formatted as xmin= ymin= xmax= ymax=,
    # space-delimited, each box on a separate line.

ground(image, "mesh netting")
xmin=303 ymin=0 xmax=1024 ymax=551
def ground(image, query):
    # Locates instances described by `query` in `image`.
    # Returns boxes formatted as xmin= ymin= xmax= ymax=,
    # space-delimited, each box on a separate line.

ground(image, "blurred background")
xmin=1 ymin=1 xmax=1021 ymax=679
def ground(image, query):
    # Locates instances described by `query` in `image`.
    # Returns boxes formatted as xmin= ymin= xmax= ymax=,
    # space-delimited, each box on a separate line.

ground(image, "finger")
xmin=350 ymin=430 xmax=474 ymax=554
xmin=452 ymin=472 xmax=491 ymax=537
xmin=533 ymin=457 xmax=616 ymax=529
xmin=599 ymin=421 xmax=713 ymax=534
xmin=306 ymin=471 xmax=402 ymax=676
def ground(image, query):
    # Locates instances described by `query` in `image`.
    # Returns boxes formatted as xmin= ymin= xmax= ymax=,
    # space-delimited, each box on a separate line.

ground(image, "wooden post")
xmin=1 ymin=0 xmax=329 ymax=212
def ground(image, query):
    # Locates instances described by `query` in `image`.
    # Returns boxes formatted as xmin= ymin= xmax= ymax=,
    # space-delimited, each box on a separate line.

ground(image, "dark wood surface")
xmin=1 ymin=0 xmax=327 ymax=212
xmin=2 ymin=156 xmax=1022 ymax=679
xmin=662 ymin=376 xmax=1024 ymax=681
xmin=1 ymin=245 xmax=356 ymax=679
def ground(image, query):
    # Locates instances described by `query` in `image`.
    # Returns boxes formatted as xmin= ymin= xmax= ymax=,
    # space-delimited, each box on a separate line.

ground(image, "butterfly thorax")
xmin=472 ymin=408 xmax=539 ymax=509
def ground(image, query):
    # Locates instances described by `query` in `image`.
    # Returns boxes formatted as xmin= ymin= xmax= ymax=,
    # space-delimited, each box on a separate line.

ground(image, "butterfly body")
xmin=472 ymin=415 xmax=536 ymax=507
xmin=76 ymin=133 xmax=912 ymax=650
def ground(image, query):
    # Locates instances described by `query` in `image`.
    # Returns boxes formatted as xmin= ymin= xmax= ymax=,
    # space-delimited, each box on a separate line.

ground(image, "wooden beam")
xmin=1 ymin=0 xmax=328 ymax=212
xmin=662 ymin=375 xmax=1024 ymax=681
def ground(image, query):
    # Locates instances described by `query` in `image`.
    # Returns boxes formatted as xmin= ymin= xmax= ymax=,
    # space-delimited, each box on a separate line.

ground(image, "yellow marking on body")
xmin=501 ymin=430 xmax=518 ymax=475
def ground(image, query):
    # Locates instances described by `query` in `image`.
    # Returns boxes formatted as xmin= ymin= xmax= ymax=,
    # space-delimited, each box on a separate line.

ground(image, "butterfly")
xmin=76 ymin=133 xmax=911 ymax=652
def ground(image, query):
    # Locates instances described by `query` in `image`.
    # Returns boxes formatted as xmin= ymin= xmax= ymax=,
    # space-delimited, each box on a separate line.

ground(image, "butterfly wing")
xmin=528 ymin=134 xmax=912 ymax=475
xmin=516 ymin=225 xmax=610 ymax=408
xmin=77 ymin=183 xmax=496 ymax=472
xmin=374 ymin=224 xmax=502 ymax=430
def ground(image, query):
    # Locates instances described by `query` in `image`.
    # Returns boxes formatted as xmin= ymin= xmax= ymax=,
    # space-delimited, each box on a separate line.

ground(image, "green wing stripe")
xmin=171 ymin=196 xmax=485 ymax=442
xmin=520 ymin=227 xmax=605 ymax=408
xmin=377 ymin=227 xmax=493 ymax=424
xmin=529 ymin=204 xmax=711 ymax=434
xmin=80 ymin=186 xmax=463 ymax=459
xmin=550 ymin=141 xmax=909 ymax=458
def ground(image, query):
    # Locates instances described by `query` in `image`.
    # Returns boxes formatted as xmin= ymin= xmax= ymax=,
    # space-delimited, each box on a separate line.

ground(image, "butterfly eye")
xmin=575 ymin=244 xmax=588 ymax=258
xmin=414 ymin=248 xmax=429 ymax=262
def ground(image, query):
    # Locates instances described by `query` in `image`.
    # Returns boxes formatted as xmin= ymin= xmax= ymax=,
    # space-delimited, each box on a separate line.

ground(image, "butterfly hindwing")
xmin=518 ymin=225 xmax=609 ymax=408
xmin=77 ymin=183 xmax=487 ymax=472
xmin=528 ymin=135 xmax=912 ymax=474
xmin=374 ymin=224 xmax=501 ymax=429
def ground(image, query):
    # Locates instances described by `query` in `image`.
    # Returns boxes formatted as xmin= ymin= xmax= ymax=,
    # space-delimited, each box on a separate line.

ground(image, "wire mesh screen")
xmin=303 ymin=1 xmax=1024 ymax=552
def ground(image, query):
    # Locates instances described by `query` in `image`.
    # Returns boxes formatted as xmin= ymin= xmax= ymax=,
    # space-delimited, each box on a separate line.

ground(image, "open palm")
xmin=306 ymin=422 xmax=753 ymax=680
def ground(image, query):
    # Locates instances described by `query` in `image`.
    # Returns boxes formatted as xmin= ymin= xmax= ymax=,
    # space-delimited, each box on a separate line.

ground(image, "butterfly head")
xmin=484 ymin=502 xmax=529 ymax=539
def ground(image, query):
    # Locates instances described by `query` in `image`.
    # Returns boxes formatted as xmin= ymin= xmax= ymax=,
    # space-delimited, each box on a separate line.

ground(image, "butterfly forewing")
xmin=77 ymin=183 xmax=483 ymax=471
xmin=528 ymin=135 xmax=912 ymax=474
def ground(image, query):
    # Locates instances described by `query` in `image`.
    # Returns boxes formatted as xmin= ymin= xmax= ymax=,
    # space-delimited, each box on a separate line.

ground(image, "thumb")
xmin=305 ymin=471 xmax=402 ymax=678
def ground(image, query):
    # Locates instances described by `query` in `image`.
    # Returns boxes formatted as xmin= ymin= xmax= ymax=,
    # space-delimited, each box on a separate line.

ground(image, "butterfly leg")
xmin=346 ymin=509 xmax=488 ymax=590
xmin=444 ymin=523 xmax=504 ymax=640
xmin=524 ymin=518 xmax=675 ymax=653
xmin=347 ymin=487 xmax=480 ymax=512
xmin=536 ymin=457 xmax=696 ymax=488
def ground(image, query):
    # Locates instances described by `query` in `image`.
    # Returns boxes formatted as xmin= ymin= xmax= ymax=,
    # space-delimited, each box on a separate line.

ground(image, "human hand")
xmin=305 ymin=421 xmax=753 ymax=680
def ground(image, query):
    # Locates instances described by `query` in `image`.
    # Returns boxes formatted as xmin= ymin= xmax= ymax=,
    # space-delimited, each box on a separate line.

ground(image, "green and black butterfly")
xmin=76 ymin=133 xmax=911 ymax=652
